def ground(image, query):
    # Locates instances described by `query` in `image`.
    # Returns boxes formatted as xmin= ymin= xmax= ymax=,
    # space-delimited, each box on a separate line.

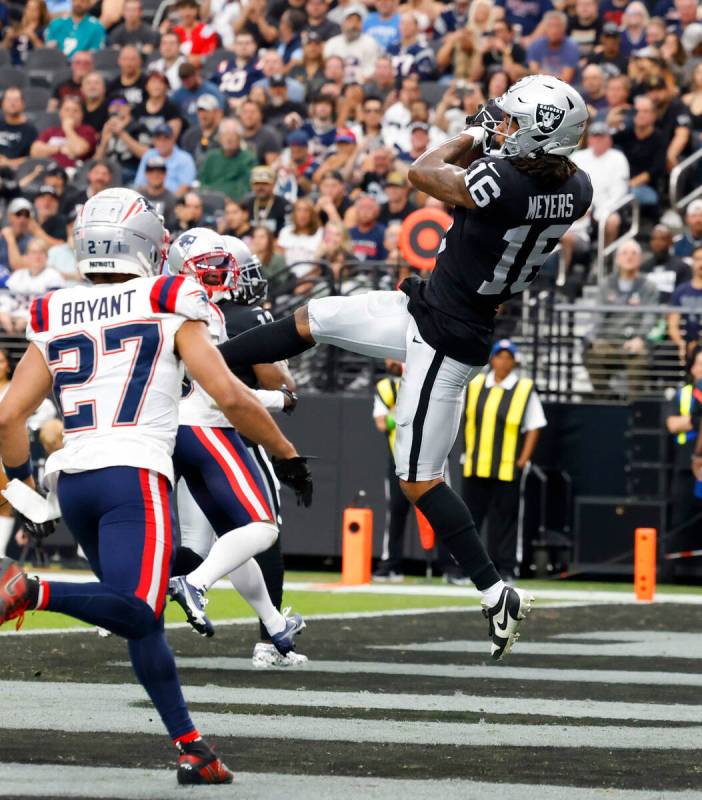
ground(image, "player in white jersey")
xmin=0 ymin=189 xmax=312 ymax=784
xmin=165 ymin=228 xmax=306 ymax=658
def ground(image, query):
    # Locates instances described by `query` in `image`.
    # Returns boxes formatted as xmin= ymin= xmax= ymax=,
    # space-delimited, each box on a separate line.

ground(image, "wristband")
xmin=4 ymin=458 xmax=33 ymax=481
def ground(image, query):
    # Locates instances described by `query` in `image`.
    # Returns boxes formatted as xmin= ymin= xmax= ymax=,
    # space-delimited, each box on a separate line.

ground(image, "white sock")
xmin=481 ymin=579 xmax=507 ymax=607
xmin=0 ymin=516 xmax=14 ymax=558
xmin=228 ymin=558 xmax=286 ymax=636
xmin=187 ymin=521 xmax=278 ymax=592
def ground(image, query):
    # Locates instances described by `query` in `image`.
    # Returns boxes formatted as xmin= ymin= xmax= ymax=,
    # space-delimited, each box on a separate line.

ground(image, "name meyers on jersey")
xmin=61 ymin=288 xmax=137 ymax=326
xmin=526 ymin=193 xmax=575 ymax=221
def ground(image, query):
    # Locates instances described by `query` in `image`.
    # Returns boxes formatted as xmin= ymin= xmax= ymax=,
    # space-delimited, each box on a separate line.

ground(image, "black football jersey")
xmin=218 ymin=299 xmax=273 ymax=389
xmin=401 ymin=156 xmax=593 ymax=365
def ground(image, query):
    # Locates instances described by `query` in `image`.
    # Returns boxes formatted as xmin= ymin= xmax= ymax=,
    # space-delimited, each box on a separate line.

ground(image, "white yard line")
xmin=1 ymin=764 xmax=696 ymax=800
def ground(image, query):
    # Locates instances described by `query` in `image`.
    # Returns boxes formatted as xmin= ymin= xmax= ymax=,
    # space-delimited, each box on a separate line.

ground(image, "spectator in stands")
xmin=134 ymin=70 xmax=183 ymax=139
xmin=641 ymin=224 xmax=691 ymax=300
xmin=3 ymin=0 xmax=49 ymax=67
xmin=212 ymin=32 xmax=264 ymax=112
xmin=620 ymin=2 xmax=649 ymax=58
xmin=237 ymin=98 xmax=282 ymax=166
xmin=261 ymin=75 xmax=308 ymax=137
xmin=495 ymin=0 xmax=550 ymax=39
xmin=219 ymin=198 xmax=253 ymax=242
xmin=387 ymin=13 xmax=436 ymax=81
xmin=81 ymin=71 xmax=109 ymax=133
xmin=277 ymin=9 xmax=305 ymax=66
xmin=94 ymin=98 xmax=148 ymax=185
xmin=31 ymin=95 xmax=97 ymax=169
xmin=674 ymin=200 xmax=702 ymax=259
xmin=585 ymin=240 xmax=659 ymax=398
xmin=198 ymin=118 xmax=255 ymax=201
xmin=381 ymin=74 xmax=420 ymax=151
xmin=148 ymin=31 xmax=186 ymax=91
xmin=0 ymin=87 xmax=38 ymax=170
xmin=315 ymin=220 xmax=356 ymax=275
xmin=0 ymin=198 xmax=33 ymax=281
xmin=434 ymin=0 xmax=469 ymax=37
xmin=580 ymin=64 xmax=609 ymax=113
xmin=305 ymin=0 xmax=339 ymax=40
xmin=250 ymin=224 xmax=286 ymax=289
xmin=181 ymin=94 xmax=223 ymax=165
xmin=668 ymin=247 xmax=702 ymax=364
xmin=527 ymin=11 xmax=579 ymax=83
xmin=568 ymin=0 xmax=602 ymax=62
xmin=681 ymin=24 xmax=702 ymax=86
xmin=399 ymin=120 xmax=430 ymax=163
xmin=313 ymin=171 xmax=349 ymax=226
xmin=481 ymin=19 xmax=528 ymax=82
xmin=233 ymin=0 xmax=278 ymax=49
xmin=173 ymin=190 xmax=205 ymax=234
xmin=45 ymin=0 xmax=105 ymax=58
xmin=288 ymin=31 xmax=326 ymax=100
xmin=589 ymin=23 xmax=629 ymax=77
xmin=277 ymin=197 xmax=323 ymax=279
xmin=436 ymin=24 xmax=483 ymax=82
xmin=108 ymin=0 xmax=159 ymax=53
xmin=299 ymin=95 xmax=336 ymax=157
xmin=41 ymin=163 xmax=73 ymax=215
xmin=324 ymin=6 xmax=380 ymax=83
xmin=363 ymin=55 xmax=397 ymax=102
xmin=434 ymin=80 xmax=485 ymax=137
xmin=682 ymin=61 xmax=702 ymax=150
xmin=348 ymin=194 xmax=386 ymax=262
xmin=644 ymin=76 xmax=692 ymax=173
xmin=71 ymin=159 xmax=114 ymax=206
xmin=32 ymin=184 xmax=67 ymax=246
xmin=613 ymin=94 xmax=665 ymax=212
xmin=279 ymin=130 xmax=316 ymax=196
xmin=137 ymin=155 xmax=178 ymax=231
xmin=107 ymin=44 xmax=147 ymax=106
xmin=50 ymin=49 xmax=93 ymax=109
xmin=378 ymin=171 xmax=417 ymax=226
xmin=254 ymin=50 xmax=305 ymax=102
xmin=133 ymin=122 xmax=196 ymax=197
xmin=172 ymin=0 xmax=218 ymax=58
xmin=244 ymin=165 xmax=288 ymax=234
xmin=312 ymin=128 xmax=359 ymax=185
xmin=171 ymin=61 xmax=225 ymax=126
xmin=357 ymin=145 xmax=395 ymax=201
xmin=363 ymin=0 xmax=400 ymax=49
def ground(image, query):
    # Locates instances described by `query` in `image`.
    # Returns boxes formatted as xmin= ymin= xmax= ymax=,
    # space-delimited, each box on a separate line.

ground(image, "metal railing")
xmin=595 ymin=194 xmax=640 ymax=284
xmin=669 ymin=149 xmax=702 ymax=212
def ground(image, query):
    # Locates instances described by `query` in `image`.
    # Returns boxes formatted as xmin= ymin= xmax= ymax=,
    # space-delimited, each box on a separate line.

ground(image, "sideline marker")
xmin=634 ymin=528 xmax=656 ymax=602
xmin=341 ymin=505 xmax=373 ymax=585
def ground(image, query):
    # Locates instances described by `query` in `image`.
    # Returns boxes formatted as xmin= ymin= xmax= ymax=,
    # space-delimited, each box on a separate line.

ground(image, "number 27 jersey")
xmin=27 ymin=274 xmax=210 ymax=485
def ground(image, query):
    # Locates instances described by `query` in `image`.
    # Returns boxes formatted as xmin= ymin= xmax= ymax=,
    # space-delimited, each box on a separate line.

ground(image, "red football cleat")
xmin=177 ymin=739 xmax=234 ymax=785
xmin=0 ymin=558 xmax=38 ymax=631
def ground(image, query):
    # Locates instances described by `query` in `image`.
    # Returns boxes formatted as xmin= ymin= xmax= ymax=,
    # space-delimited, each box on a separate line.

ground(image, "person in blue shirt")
xmin=386 ymin=14 xmax=436 ymax=81
xmin=495 ymin=0 xmax=553 ymax=37
xmin=364 ymin=0 xmax=401 ymax=50
xmin=45 ymin=0 xmax=105 ymax=58
xmin=527 ymin=10 xmax=579 ymax=83
xmin=277 ymin=9 xmax=305 ymax=65
xmin=434 ymin=0 xmax=470 ymax=38
xmin=348 ymin=194 xmax=387 ymax=262
xmin=212 ymin=32 xmax=264 ymax=108
xmin=133 ymin=123 xmax=196 ymax=197
xmin=674 ymin=201 xmax=702 ymax=260
xmin=170 ymin=61 xmax=226 ymax=126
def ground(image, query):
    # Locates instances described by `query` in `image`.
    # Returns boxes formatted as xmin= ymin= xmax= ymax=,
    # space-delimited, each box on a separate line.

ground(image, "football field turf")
xmin=1 ymin=573 xmax=702 ymax=798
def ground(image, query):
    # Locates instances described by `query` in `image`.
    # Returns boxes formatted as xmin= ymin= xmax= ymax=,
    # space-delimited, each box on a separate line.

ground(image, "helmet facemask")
xmin=184 ymin=251 xmax=239 ymax=297
xmin=231 ymin=255 xmax=267 ymax=305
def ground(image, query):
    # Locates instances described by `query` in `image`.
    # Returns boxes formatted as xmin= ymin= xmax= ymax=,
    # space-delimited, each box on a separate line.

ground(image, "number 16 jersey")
xmin=27 ymin=274 xmax=210 ymax=485
xmin=401 ymin=156 xmax=592 ymax=366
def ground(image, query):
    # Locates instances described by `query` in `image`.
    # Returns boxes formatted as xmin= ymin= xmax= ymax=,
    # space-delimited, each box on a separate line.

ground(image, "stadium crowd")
xmin=0 ymin=0 xmax=699 ymax=359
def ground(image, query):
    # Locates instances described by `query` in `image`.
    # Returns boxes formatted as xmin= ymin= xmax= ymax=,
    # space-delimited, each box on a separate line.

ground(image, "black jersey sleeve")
xmin=463 ymin=157 xmax=513 ymax=213
xmin=221 ymin=302 xmax=273 ymax=340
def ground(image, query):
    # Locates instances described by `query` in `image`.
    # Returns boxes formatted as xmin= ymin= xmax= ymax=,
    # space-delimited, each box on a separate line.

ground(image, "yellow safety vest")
xmin=677 ymin=384 xmax=693 ymax=445
xmin=375 ymin=377 xmax=400 ymax=455
xmin=464 ymin=373 xmax=534 ymax=482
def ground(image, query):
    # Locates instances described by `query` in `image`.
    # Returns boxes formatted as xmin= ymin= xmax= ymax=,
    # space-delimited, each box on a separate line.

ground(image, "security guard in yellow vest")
xmin=463 ymin=340 xmax=546 ymax=580
xmin=372 ymin=360 xmax=411 ymax=581
xmin=666 ymin=346 xmax=702 ymax=554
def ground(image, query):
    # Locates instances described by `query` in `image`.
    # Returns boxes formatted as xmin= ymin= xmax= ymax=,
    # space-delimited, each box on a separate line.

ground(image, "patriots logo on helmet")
xmin=178 ymin=234 xmax=197 ymax=251
xmin=535 ymin=103 xmax=565 ymax=134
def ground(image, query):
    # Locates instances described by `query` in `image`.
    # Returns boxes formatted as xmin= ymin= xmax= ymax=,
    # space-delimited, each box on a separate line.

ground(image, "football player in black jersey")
xmin=218 ymin=75 xmax=593 ymax=660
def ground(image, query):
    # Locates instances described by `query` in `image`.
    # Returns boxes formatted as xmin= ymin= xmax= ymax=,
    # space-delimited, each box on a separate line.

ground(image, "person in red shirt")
xmin=172 ymin=0 xmax=219 ymax=58
xmin=30 ymin=96 xmax=97 ymax=169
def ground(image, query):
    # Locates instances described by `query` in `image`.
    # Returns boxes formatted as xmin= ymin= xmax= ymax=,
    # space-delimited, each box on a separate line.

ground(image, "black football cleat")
xmin=177 ymin=738 xmax=234 ymax=785
xmin=481 ymin=585 xmax=534 ymax=661
xmin=0 ymin=558 xmax=38 ymax=631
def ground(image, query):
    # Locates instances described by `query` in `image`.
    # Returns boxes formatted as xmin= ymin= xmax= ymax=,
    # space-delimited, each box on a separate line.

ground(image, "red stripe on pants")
xmin=212 ymin=428 xmax=272 ymax=519
xmin=154 ymin=474 xmax=172 ymax=617
xmin=135 ymin=468 xmax=158 ymax=606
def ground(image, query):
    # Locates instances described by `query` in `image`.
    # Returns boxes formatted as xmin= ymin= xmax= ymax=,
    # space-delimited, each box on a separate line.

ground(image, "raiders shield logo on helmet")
xmin=535 ymin=103 xmax=565 ymax=134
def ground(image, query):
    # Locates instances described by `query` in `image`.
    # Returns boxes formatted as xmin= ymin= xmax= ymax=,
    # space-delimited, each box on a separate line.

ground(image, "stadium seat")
xmin=23 ymin=86 xmax=51 ymax=113
xmin=15 ymin=158 xmax=54 ymax=191
xmin=203 ymin=48 xmax=232 ymax=78
xmin=0 ymin=51 xmax=10 ymax=68
xmin=92 ymin=49 xmax=120 ymax=72
xmin=31 ymin=111 xmax=61 ymax=132
xmin=141 ymin=0 xmax=163 ymax=23
xmin=25 ymin=49 xmax=69 ymax=87
xmin=200 ymin=189 xmax=228 ymax=218
xmin=0 ymin=67 xmax=27 ymax=90
xmin=420 ymin=81 xmax=446 ymax=107
xmin=45 ymin=68 xmax=72 ymax=91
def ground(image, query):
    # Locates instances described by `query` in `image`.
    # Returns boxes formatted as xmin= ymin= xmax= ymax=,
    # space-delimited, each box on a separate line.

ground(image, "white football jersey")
xmin=27 ymin=274 xmax=210 ymax=485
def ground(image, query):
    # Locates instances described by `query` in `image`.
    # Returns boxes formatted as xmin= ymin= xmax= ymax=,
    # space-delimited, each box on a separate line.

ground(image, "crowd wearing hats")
xmin=0 ymin=0 xmax=699 ymax=328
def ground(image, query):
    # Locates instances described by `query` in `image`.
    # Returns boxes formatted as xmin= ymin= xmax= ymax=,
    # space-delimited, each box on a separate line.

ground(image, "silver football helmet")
xmin=222 ymin=235 xmax=267 ymax=305
xmin=74 ymin=188 xmax=167 ymax=280
xmin=168 ymin=227 xmax=235 ymax=295
xmin=483 ymin=75 xmax=589 ymax=159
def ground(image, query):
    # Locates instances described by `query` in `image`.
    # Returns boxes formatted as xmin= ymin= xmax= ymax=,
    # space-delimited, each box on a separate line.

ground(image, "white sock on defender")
xmin=228 ymin=558 xmax=286 ymax=637
xmin=481 ymin=580 xmax=507 ymax=607
xmin=187 ymin=521 xmax=278 ymax=592
xmin=0 ymin=516 xmax=14 ymax=558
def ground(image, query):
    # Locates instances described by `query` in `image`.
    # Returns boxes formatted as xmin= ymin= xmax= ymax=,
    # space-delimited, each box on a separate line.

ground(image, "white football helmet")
xmin=222 ymin=236 xmax=267 ymax=305
xmin=168 ymin=227 xmax=235 ymax=295
xmin=74 ymin=188 xmax=167 ymax=280
xmin=483 ymin=75 xmax=589 ymax=159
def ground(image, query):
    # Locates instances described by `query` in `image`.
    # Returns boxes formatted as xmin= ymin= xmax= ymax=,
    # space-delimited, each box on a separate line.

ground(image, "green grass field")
xmin=3 ymin=570 xmax=700 ymax=633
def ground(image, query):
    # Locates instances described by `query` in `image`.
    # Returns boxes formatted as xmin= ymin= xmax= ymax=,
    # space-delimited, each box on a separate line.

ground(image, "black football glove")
xmin=281 ymin=386 xmax=298 ymax=416
xmin=16 ymin=511 xmax=56 ymax=541
xmin=273 ymin=456 xmax=313 ymax=507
